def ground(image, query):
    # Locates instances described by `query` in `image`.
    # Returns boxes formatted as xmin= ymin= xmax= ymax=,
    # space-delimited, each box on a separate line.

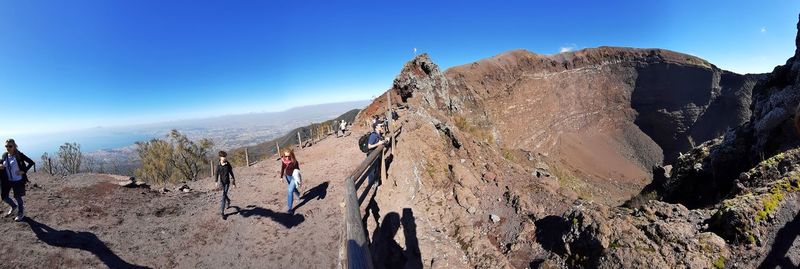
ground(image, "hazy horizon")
xmin=8 ymin=100 xmax=369 ymax=158
xmin=2 ymin=1 xmax=798 ymax=136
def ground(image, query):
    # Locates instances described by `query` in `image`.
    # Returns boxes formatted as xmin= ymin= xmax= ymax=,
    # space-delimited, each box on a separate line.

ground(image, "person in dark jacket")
xmin=216 ymin=151 xmax=235 ymax=220
xmin=1 ymin=139 xmax=35 ymax=221
xmin=366 ymin=123 xmax=390 ymax=186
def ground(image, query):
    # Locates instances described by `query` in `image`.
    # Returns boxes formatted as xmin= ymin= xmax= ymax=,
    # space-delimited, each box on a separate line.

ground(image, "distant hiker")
xmin=280 ymin=149 xmax=302 ymax=215
xmin=216 ymin=151 xmax=236 ymax=220
xmin=0 ymin=139 xmax=35 ymax=222
xmin=366 ymin=122 xmax=390 ymax=186
xmin=340 ymin=120 xmax=347 ymax=137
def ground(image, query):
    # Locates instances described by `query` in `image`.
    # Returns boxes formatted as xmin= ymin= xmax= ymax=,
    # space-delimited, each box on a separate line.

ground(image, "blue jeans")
xmin=285 ymin=175 xmax=300 ymax=212
xmin=2 ymin=196 xmax=22 ymax=216
xmin=367 ymin=161 xmax=380 ymax=186
xmin=220 ymin=183 xmax=230 ymax=215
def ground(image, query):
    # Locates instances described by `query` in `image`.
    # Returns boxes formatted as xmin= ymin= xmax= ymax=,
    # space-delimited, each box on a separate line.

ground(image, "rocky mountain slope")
xmin=351 ymin=16 xmax=800 ymax=269
xmin=364 ymin=46 xmax=762 ymax=206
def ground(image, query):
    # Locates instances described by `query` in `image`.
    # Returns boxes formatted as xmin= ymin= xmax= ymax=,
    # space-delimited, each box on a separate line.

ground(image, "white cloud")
xmin=559 ymin=44 xmax=577 ymax=53
xmin=761 ymin=27 xmax=767 ymax=33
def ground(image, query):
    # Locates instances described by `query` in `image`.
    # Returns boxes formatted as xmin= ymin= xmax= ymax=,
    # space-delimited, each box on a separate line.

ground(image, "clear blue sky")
xmin=1 ymin=0 xmax=798 ymax=136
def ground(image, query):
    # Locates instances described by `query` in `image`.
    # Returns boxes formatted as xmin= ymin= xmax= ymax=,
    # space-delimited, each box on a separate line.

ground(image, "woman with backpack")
xmin=216 ymin=151 xmax=236 ymax=220
xmin=0 ymin=139 xmax=35 ymax=222
xmin=279 ymin=149 xmax=302 ymax=215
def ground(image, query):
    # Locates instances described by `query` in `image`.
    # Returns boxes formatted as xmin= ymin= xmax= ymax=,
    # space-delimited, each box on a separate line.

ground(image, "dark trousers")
xmin=367 ymin=160 xmax=381 ymax=186
xmin=220 ymin=183 xmax=230 ymax=215
xmin=1 ymin=179 xmax=24 ymax=215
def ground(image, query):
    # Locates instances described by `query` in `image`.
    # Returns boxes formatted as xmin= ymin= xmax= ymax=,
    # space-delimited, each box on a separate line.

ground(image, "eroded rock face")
xmin=356 ymin=16 xmax=789 ymax=268
xmin=550 ymin=201 xmax=726 ymax=269
xmin=655 ymin=15 xmax=800 ymax=209
xmin=442 ymin=47 xmax=761 ymax=204
xmin=636 ymin=13 xmax=800 ymax=269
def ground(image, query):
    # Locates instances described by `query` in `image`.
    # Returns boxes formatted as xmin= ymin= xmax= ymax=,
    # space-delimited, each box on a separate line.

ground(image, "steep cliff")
xmin=356 ymin=40 xmax=766 ymax=267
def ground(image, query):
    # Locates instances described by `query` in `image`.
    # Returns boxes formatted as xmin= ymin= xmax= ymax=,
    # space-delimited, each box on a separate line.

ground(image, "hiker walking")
xmin=340 ymin=120 xmax=347 ymax=136
xmin=216 ymin=151 xmax=236 ymax=220
xmin=366 ymin=122 xmax=390 ymax=186
xmin=280 ymin=149 xmax=302 ymax=215
xmin=0 ymin=139 xmax=35 ymax=222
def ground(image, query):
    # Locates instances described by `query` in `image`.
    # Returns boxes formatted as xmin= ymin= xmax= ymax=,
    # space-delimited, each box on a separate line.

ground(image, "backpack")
xmin=358 ymin=133 xmax=372 ymax=153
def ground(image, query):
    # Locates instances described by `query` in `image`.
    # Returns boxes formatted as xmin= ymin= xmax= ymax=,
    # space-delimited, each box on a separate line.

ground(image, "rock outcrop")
xmin=364 ymin=47 xmax=762 ymax=207
xmin=355 ymin=45 xmax=765 ymax=268
xmin=616 ymin=14 xmax=800 ymax=268
xmin=450 ymin=48 xmax=765 ymax=204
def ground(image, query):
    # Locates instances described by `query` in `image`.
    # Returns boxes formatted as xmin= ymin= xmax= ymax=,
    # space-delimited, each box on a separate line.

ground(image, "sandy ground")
xmin=0 ymin=134 xmax=362 ymax=269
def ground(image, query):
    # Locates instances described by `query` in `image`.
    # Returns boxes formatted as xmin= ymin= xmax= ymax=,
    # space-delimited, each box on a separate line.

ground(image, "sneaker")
xmin=222 ymin=214 xmax=227 ymax=220
xmin=14 ymin=215 xmax=23 ymax=222
xmin=5 ymin=207 xmax=15 ymax=217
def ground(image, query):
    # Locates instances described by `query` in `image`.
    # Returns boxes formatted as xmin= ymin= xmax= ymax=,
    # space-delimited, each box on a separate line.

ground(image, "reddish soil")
xmin=0 ymin=134 xmax=362 ymax=269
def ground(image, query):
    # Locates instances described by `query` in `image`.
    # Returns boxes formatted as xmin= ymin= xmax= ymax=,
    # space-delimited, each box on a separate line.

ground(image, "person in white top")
xmin=339 ymin=120 xmax=347 ymax=136
xmin=0 ymin=139 xmax=35 ymax=221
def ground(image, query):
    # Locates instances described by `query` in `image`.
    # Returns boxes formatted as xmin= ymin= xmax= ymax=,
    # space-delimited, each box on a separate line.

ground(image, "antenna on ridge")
xmin=413 ymin=47 xmax=417 ymax=56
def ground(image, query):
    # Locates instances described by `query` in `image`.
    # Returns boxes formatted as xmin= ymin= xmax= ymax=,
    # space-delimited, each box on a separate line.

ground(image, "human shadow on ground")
xmin=370 ymin=208 xmax=423 ymax=269
xmin=759 ymin=213 xmax=800 ymax=269
xmin=227 ymin=205 xmax=305 ymax=229
xmin=25 ymin=218 xmax=150 ymax=269
xmin=293 ymin=181 xmax=329 ymax=211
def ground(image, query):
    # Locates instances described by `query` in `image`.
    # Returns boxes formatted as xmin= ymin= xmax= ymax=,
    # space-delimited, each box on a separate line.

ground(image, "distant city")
xmin=13 ymin=100 xmax=369 ymax=173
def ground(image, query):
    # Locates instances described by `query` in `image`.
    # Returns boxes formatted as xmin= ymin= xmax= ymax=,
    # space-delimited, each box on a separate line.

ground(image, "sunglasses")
xmin=4 ymin=145 xmax=11 ymax=149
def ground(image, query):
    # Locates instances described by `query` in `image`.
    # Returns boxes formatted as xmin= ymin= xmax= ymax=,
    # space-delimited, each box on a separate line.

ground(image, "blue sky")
xmin=0 ymin=0 xmax=798 ymax=136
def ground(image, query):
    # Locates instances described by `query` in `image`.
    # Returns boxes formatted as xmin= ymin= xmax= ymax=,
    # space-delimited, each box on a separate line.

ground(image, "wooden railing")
xmin=342 ymin=143 xmax=386 ymax=269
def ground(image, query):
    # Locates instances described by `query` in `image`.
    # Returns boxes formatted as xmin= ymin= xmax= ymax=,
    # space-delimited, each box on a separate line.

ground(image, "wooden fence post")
xmin=210 ymin=159 xmax=214 ymax=178
xmin=381 ymin=148 xmax=387 ymax=185
xmin=387 ymin=92 xmax=395 ymax=151
xmin=276 ymin=142 xmax=281 ymax=156
xmin=245 ymin=147 xmax=250 ymax=167
xmin=298 ymin=132 xmax=302 ymax=147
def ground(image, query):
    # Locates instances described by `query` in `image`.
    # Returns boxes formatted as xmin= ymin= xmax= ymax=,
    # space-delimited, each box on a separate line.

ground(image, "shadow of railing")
xmin=342 ymin=143 xmax=386 ymax=269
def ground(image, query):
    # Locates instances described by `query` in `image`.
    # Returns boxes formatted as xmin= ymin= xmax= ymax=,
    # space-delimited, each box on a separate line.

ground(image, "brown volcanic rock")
xmin=359 ymin=41 xmax=762 ymax=267
xmin=442 ymin=47 xmax=761 ymax=204
xmin=656 ymin=14 xmax=800 ymax=208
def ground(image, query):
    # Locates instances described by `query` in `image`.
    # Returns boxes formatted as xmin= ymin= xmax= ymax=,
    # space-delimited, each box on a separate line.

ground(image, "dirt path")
xmin=0 ymin=134 xmax=362 ymax=269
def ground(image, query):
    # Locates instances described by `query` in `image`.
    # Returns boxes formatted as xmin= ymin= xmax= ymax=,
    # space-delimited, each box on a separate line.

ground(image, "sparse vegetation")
xmin=57 ymin=142 xmax=83 ymax=175
xmin=169 ymin=130 xmax=213 ymax=182
xmin=134 ymin=130 xmax=214 ymax=185
xmin=622 ymin=190 xmax=659 ymax=209
xmin=501 ymin=148 xmax=516 ymax=162
xmin=713 ymin=256 xmax=726 ymax=269
xmin=454 ymin=115 xmax=494 ymax=143
xmin=40 ymin=152 xmax=57 ymax=176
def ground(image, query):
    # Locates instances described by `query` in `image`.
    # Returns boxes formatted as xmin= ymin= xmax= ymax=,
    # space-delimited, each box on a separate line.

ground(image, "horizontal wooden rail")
xmin=343 ymin=143 xmax=385 ymax=269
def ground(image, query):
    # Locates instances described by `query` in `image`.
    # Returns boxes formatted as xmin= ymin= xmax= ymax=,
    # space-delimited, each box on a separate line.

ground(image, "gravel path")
xmin=0 ymin=134 xmax=362 ymax=269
